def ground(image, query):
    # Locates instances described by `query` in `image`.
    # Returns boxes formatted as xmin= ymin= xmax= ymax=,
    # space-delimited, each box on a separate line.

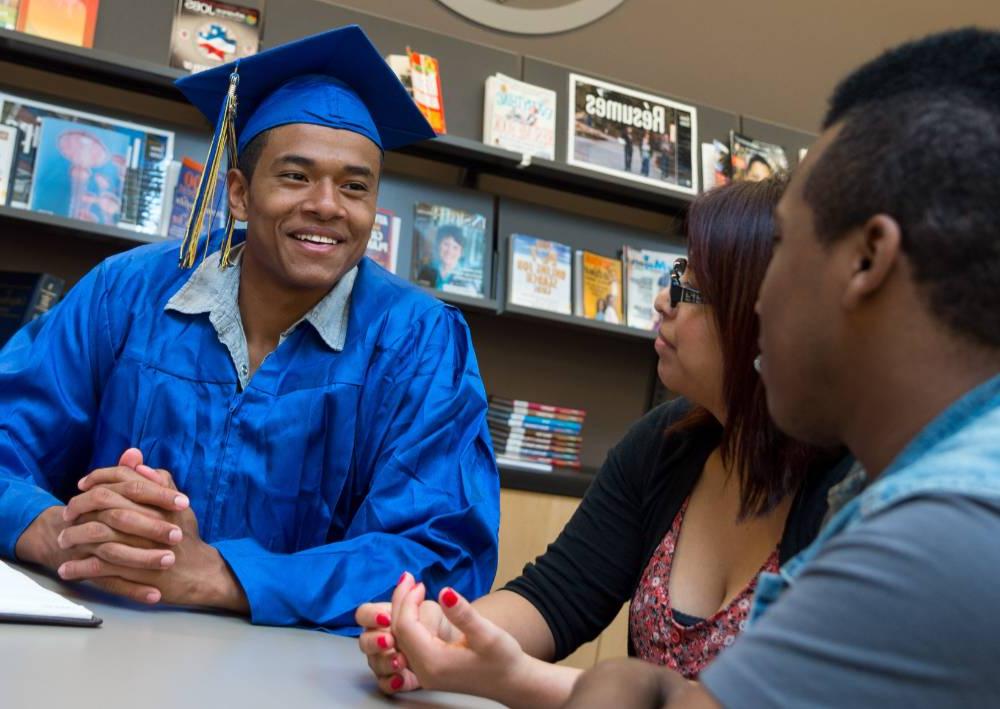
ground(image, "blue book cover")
xmin=29 ymin=117 xmax=130 ymax=225
xmin=166 ymin=157 xmax=203 ymax=241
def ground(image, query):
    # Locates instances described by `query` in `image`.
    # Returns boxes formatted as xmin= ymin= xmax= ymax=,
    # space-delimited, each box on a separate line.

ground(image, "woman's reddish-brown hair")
xmin=668 ymin=175 xmax=826 ymax=518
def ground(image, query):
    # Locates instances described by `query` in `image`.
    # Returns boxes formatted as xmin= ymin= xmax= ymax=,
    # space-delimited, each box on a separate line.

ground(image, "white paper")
xmin=0 ymin=560 xmax=95 ymax=621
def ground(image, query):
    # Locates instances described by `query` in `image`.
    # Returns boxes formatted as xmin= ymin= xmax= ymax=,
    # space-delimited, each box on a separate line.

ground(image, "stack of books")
xmin=488 ymin=396 xmax=585 ymax=473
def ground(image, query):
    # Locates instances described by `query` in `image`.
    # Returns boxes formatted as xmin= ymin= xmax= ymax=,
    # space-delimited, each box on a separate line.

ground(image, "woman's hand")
xmin=355 ymin=573 xmax=463 ymax=694
xmin=388 ymin=572 xmax=532 ymax=704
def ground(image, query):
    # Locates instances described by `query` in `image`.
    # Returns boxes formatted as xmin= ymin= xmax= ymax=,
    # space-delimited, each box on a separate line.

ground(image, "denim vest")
xmin=750 ymin=373 xmax=1000 ymax=624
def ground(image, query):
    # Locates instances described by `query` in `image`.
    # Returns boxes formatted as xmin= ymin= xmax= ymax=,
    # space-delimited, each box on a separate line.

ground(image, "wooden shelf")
xmin=498 ymin=464 xmax=595 ymax=498
xmin=0 ymin=28 xmax=184 ymax=101
xmin=0 ymin=204 xmax=164 ymax=247
xmin=503 ymin=303 xmax=656 ymax=342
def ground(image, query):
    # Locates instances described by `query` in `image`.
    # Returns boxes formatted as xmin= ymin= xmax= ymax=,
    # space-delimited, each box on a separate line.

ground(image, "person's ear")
xmin=842 ymin=214 xmax=902 ymax=309
xmin=227 ymin=167 xmax=251 ymax=222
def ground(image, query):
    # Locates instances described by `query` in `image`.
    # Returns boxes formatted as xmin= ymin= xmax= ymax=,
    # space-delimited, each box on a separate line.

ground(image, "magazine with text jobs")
xmin=412 ymin=202 xmax=487 ymax=298
xmin=568 ymin=73 xmax=698 ymax=195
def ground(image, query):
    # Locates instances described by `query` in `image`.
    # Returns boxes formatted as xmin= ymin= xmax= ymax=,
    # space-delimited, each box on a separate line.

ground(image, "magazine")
xmin=0 ymin=92 xmax=174 ymax=234
xmin=623 ymin=245 xmax=684 ymax=330
xmin=366 ymin=207 xmax=400 ymax=274
xmin=28 ymin=116 xmax=130 ymax=225
xmin=700 ymin=139 xmax=731 ymax=192
xmin=161 ymin=157 xmax=203 ymax=240
xmin=15 ymin=0 xmax=99 ymax=47
xmin=483 ymin=74 xmax=556 ymax=160
xmin=568 ymin=73 xmax=697 ymax=195
xmin=0 ymin=0 xmax=19 ymax=30
xmin=574 ymin=250 xmax=623 ymax=323
xmin=0 ymin=123 xmax=17 ymax=206
xmin=412 ymin=202 xmax=487 ymax=298
xmin=508 ymin=233 xmax=571 ymax=314
xmin=168 ymin=0 xmax=261 ymax=74
xmin=729 ymin=131 xmax=789 ymax=182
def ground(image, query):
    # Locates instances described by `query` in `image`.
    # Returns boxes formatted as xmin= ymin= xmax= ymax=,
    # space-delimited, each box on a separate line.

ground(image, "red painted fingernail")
xmin=391 ymin=656 xmax=400 ymax=671
xmin=376 ymin=613 xmax=391 ymax=627
xmin=398 ymin=571 xmax=408 ymax=584
xmin=390 ymin=676 xmax=404 ymax=691
xmin=377 ymin=635 xmax=389 ymax=650
xmin=441 ymin=589 xmax=459 ymax=608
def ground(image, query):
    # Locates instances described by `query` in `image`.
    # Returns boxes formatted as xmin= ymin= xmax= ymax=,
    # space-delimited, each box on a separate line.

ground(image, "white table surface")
xmin=0 ymin=563 xmax=504 ymax=709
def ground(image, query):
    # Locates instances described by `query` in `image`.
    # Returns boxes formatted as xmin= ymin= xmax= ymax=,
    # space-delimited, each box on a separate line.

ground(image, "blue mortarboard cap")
xmin=172 ymin=25 xmax=435 ymax=270
xmin=175 ymin=24 xmax=435 ymax=152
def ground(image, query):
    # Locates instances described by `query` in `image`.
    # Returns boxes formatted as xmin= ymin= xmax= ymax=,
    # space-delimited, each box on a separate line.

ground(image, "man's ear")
xmin=842 ymin=214 xmax=902 ymax=309
xmin=227 ymin=167 xmax=251 ymax=222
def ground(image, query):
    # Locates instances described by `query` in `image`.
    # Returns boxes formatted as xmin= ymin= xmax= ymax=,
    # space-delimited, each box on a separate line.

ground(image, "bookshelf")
xmin=0 ymin=2 xmax=814 ymax=489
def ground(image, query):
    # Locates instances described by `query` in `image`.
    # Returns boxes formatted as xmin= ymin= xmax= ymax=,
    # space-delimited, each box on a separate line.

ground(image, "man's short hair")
xmin=805 ymin=91 xmax=1000 ymax=348
xmin=823 ymin=27 xmax=1000 ymax=128
xmin=237 ymin=130 xmax=269 ymax=183
xmin=234 ymin=128 xmax=385 ymax=183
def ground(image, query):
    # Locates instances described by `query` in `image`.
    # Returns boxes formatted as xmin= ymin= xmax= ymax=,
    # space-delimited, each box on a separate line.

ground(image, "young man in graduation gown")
xmin=0 ymin=26 xmax=500 ymax=632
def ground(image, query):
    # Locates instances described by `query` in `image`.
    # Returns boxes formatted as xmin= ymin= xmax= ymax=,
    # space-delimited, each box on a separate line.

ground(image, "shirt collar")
xmin=165 ymin=244 xmax=357 ymax=352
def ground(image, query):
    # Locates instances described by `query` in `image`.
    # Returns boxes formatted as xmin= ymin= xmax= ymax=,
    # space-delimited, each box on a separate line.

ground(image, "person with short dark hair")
xmin=354 ymin=177 xmax=850 ymax=706
xmin=0 ymin=26 xmax=500 ymax=631
xmin=563 ymin=27 xmax=1000 ymax=708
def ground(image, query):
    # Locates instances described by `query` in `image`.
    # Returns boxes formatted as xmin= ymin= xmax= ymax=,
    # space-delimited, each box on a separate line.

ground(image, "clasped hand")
xmin=355 ymin=573 xmax=527 ymax=701
xmin=45 ymin=448 xmax=240 ymax=610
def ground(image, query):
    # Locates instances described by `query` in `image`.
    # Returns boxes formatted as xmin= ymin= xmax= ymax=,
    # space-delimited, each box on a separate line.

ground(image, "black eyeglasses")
xmin=669 ymin=258 xmax=705 ymax=309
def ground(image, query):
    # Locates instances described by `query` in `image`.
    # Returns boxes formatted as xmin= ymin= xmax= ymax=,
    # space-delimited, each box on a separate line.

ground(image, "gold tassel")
xmin=179 ymin=69 xmax=240 ymax=270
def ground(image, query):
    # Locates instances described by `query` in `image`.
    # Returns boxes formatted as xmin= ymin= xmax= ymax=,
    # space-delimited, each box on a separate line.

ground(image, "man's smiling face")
xmin=229 ymin=123 xmax=381 ymax=293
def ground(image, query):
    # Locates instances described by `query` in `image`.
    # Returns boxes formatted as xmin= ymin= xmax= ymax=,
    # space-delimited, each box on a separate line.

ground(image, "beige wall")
xmin=322 ymin=0 xmax=1000 ymax=133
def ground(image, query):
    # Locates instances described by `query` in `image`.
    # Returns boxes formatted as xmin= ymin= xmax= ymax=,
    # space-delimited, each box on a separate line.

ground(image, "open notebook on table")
xmin=0 ymin=560 xmax=102 ymax=627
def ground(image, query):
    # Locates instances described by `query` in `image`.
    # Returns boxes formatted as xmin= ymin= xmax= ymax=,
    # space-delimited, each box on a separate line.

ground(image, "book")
xmin=623 ymin=245 xmax=685 ymax=331
xmin=366 ymin=207 xmax=400 ymax=274
xmin=0 ymin=0 xmax=19 ymax=30
xmin=0 ymin=92 xmax=175 ymax=234
xmin=163 ymin=157 xmax=203 ymax=240
xmin=574 ymin=250 xmax=623 ymax=323
xmin=0 ymin=271 xmax=64 ymax=345
xmin=168 ymin=0 xmax=261 ymax=74
xmin=387 ymin=49 xmax=446 ymax=134
xmin=0 ymin=560 xmax=100 ymax=627
xmin=29 ymin=116 xmax=130 ymax=225
xmin=508 ymin=233 xmax=571 ymax=315
xmin=483 ymin=74 xmax=556 ymax=159
xmin=15 ymin=0 xmax=99 ymax=48
xmin=0 ymin=123 xmax=17 ymax=206
xmin=488 ymin=397 xmax=586 ymax=418
xmin=489 ymin=400 xmax=584 ymax=424
xmin=496 ymin=454 xmax=552 ymax=473
xmin=700 ymin=139 xmax=731 ymax=192
xmin=412 ymin=202 xmax=487 ymax=298
xmin=489 ymin=422 xmax=582 ymax=445
xmin=729 ymin=131 xmax=789 ymax=182
xmin=568 ymin=73 xmax=698 ymax=195
xmin=487 ymin=411 xmax=583 ymax=434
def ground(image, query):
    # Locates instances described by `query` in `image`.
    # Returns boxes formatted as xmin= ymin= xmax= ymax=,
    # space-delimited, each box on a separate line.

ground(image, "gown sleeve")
xmin=213 ymin=303 xmax=500 ymax=631
xmin=0 ymin=263 xmax=117 ymax=558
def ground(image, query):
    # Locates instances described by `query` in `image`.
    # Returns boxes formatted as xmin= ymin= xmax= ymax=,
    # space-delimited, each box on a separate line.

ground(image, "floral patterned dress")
xmin=629 ymin=496 xmax=780 ymax=679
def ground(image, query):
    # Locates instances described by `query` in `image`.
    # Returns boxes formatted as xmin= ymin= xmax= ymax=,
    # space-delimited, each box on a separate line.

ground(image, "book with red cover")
xmin=488 ymin=396 xmax=586 ymax=418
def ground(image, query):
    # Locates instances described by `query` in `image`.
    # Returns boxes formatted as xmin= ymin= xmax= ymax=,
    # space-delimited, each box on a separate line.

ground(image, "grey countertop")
xmin=0 ymin=563 xmax=503 ymax=709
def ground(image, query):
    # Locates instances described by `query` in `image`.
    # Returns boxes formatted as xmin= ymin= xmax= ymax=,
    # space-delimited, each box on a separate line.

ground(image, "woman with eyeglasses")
xmin=354 ymin=176 xmax=851 ymax=707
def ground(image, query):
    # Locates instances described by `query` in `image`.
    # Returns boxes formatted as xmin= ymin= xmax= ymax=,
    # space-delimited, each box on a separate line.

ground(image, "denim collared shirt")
xmin=751 ymin=371 xmax=1000 ymax=624
xmin=164 ymin=245 xmax=358 ymax=389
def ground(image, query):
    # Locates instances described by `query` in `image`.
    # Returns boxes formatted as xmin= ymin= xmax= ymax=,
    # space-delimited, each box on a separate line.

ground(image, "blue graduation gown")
xmin=0 ymin=241 xmax=499 ymax=631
